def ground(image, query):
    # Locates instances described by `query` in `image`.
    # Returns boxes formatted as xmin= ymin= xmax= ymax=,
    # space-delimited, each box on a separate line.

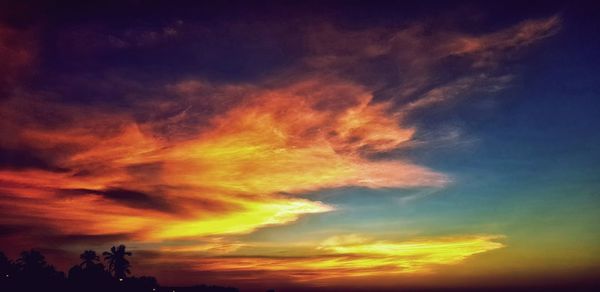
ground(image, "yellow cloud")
xmin=153 ymin=197 xmax=333 ymax=240
xmin=188 ymin=234 xmax=505 ymax=283
xmin=317 ymin=234 xmax=505 ymax=273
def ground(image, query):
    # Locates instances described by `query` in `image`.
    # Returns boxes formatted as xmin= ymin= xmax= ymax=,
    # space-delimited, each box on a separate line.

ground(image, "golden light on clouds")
xmin=154 ymin=198 xmax=333 ymax=239
xmin=317 ymin=234 xmax=505 ymax=273
xmin=0 ymin=78 xmax=447 ymax=243
xmin=189 ymin=234 xmax=504 ymax=283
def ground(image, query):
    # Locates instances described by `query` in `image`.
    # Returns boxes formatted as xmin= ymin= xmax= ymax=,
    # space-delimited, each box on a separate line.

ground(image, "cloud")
xmin=402 ymin=74 xmax=514 ymax=112
xmin=447 ymin=15 xmax=560 ymax=67
xmin=0 ymin=71 xmax=451 ymax=243
xmin=61 ymin=187 xmax=174 ymax=212
xmin=0 ymin=147 xmax=70 ymax=172
xmin=152 ymin=234 xmax=504 ymax=284
xmin=302 ymin=15 xmax=560 ymax=112
xmin=0 ymin=13 xmax=558 ymax=287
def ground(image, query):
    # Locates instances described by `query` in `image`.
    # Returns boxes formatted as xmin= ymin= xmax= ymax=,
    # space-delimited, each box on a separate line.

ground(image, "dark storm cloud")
xmin=0 ymin=147 xmax=70 ymax=172
xmin=0 ymin=222 xmax=129 ymax=247
xmin=62 ymin=188 xmax=173 ymax=212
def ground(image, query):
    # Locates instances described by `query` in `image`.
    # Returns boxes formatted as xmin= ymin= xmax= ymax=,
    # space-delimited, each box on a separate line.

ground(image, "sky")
xmin=1 ymin=1 xmax=599 ymax=291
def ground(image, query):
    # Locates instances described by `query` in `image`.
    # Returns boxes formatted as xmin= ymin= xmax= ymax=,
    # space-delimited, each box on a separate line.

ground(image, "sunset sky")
xmin=1 ymin=1 xmax=599 ymax=291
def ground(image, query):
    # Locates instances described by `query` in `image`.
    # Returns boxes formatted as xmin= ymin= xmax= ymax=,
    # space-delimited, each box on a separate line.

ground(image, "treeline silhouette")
xmin=0 ymin=245 xmax=238 ymax=292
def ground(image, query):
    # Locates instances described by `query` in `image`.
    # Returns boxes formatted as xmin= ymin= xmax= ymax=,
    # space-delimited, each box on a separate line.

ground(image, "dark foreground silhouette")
xmin=0 ymin=245 xmax=238 ymax=292
xmin=3 ymin=246 xmax=598 ymax=292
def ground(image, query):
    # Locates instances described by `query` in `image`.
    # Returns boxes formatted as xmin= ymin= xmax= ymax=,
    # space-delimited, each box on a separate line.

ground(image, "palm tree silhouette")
xmin=102 ymin=245 xmax=131 ymax=279
xmin=79 ymin=250 xmax=100 ymax=270
xmin=17 ymin=249 xmax=47 ymax=271
xmin=15 ymin=249 xmax=65 ymax=290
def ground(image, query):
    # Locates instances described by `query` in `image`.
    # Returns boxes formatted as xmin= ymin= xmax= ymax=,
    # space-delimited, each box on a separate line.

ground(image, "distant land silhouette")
xmin=0 ymin=245 xmax=238 ymax=292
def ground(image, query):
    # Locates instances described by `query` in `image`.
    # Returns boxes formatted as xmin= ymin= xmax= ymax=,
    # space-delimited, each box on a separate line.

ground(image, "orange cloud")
xmin=446 ymin=15 xmax=560 ymax=67
xmin=0 ymin=76 xmax=448 ymax=246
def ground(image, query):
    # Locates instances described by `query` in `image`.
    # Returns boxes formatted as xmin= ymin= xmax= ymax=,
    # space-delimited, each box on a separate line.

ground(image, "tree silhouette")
xmin=1 ymin=247 xmax=239 ymax=292
xmin=1 ymin=252 xmax=12 ymax=272
xmin=17 ymin=249 xmax=47 ymax=271
xmin=80 ymin=250 xmax=100 ymax=270
xmin=68 ymin=249 xmax=109 ymax=292
xmin=0 ymin=251 xmax=17 ymax=279
xmin=103 ymin=245 xmax=132 ymax=279
xmin=15 ymin=249 xmax=65 ymax=290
